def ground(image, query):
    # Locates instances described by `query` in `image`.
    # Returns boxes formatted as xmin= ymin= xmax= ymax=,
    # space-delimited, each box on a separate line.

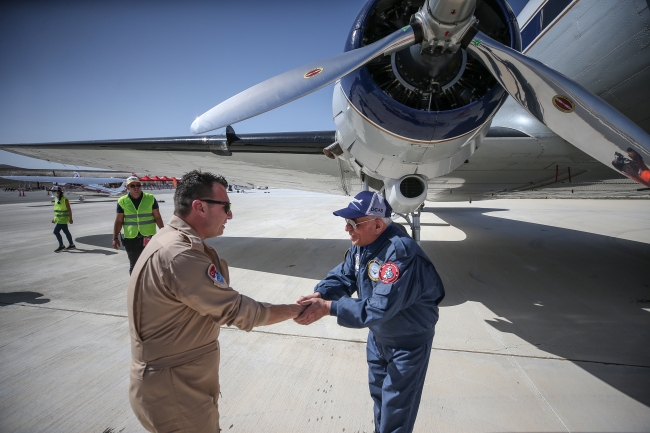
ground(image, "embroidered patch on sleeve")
xmin=378 ymin=262 xmax=400 ymax=284
xmin=207 ymin=263 xmax=228 ymax=287
xmin=367 ymin=259 xmax=381 ymax=281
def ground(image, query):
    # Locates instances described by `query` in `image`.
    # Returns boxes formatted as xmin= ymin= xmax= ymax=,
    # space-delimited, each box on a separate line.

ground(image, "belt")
xmin=131 ymin=341 xmax=219 ymax=379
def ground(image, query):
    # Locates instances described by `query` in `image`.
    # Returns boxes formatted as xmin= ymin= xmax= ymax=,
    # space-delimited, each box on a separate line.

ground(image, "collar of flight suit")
xmin=166 ymin=215 xmax=206 ymax=253
xmin=360 ymin=223 xmax=398 ymax=259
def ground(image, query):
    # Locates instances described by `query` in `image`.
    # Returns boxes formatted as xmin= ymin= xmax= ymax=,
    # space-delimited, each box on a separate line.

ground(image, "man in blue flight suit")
xmin=295 ymin=191 xmax=445 ymax=433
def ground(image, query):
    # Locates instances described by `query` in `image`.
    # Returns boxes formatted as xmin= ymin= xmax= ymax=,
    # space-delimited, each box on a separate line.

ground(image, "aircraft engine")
xmin=385 ymin=175 xmax=428 ymax=214
xmin=333 ymin=0 xmax=521 ymax=185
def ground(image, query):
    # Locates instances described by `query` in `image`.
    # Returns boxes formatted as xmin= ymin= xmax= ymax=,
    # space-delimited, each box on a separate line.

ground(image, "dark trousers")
xmin=123 ymin=237 xmax=145 ymax=274
xmin=53 ymin=224 xmax=73 ymax=246
xmin=367 ymin=332 xmax=433 ymax=433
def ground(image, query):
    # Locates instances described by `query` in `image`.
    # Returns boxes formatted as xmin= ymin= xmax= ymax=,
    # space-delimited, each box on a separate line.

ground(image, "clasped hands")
xmin=293 ymin=292 xmax=331 ymax=325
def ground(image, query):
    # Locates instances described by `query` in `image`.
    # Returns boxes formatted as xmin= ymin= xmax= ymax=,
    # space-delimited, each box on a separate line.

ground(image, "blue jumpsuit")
xmin=315 ymin=224 xmax=445 ymax=433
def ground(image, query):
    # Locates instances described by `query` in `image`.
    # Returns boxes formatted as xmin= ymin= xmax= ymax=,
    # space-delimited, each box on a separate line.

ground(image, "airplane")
xmin=1 ymin=172 xmax=127 ymax=200
xmin=1 ymin=0 xmax=649 ymax=241
xmin=228 ymin=183 xmax=256 ymax=193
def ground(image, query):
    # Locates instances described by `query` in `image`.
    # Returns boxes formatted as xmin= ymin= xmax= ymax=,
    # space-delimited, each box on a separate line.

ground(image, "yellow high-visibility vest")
xmin=53 ymin=197 xmax=70 ymax=224
xmin=118 ymin=193 xmax=156 ymax=238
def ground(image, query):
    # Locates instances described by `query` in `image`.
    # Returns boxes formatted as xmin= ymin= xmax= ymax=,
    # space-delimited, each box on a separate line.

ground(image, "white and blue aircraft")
xmin=2 ymin=0 xmax=649 ymax=238
xmin=1 ymin=172 xmax=127 ymax=199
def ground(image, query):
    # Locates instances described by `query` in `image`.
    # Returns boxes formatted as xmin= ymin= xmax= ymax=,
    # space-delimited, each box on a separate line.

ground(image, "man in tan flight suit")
xmin=128 ymin=170 xmax=303 ymax=432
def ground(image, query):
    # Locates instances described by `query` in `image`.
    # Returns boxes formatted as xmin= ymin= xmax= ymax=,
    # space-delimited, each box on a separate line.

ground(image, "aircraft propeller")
xmin=191 ymin=0 xmax=650 ymax=186
xmin=190 ymin=24 xmax=422 ymax=135
xmin=465 ymin=30 xmax=650 ymax=182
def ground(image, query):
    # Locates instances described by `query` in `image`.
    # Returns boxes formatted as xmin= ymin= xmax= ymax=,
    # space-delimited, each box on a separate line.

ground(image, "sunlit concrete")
xmin=0 ymin=189 xmax=649 ymax=432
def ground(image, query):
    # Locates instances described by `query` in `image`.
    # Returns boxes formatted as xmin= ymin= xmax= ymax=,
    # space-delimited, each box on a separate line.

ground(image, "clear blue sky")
xmin=0 ymin=0 xmax=528 ymax=144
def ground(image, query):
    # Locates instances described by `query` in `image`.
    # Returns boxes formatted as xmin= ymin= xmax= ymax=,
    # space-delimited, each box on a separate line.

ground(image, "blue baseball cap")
xmin=333 ymin=191 xmax=392 ymax=219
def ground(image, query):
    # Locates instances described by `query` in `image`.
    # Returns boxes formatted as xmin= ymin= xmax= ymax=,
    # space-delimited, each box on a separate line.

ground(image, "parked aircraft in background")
xmin=229 ymin=184 xmax=253 ymax=193
xmin=1 ymin=172 xmax=126 ymax=200
xmin=2 ymin=0 xmax=649 ymax=239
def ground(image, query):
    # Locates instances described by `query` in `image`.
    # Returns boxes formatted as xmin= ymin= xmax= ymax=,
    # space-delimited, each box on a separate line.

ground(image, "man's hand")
xmin=69 ymin=218 xmax=73 ymax=224
xmin=263 ymin=303 xmax=307 ymax=326
xmin=294 ymin=298 xmax=331 ymax=325
xmin=112 ymin=238 xmax=121 ymax=249
xmin=52 ymin=219 xmax=55 ymax=224
xmin=295 ymin=291 xmax=322 ymax=304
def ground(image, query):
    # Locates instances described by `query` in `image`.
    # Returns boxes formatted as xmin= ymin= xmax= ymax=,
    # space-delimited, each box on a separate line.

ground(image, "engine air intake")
xmin=400 ymin=176 xmax=425 ymax=198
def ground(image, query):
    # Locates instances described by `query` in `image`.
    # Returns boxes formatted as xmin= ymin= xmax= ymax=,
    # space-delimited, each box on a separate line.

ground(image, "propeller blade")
xmin=465 ymin=30 xmax=650 ymax=187
xmin=191 ymin=24 xmax=421 ymax=134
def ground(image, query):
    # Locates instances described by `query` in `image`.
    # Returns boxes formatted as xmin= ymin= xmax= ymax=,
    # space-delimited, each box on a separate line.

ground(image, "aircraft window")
xmin=521 ymin=13 xmax=541 ymax=49
xmin=541 ymin=0 xmax=572 ymax=29
xmin=521 ymin=0 xmax=573 ymax=49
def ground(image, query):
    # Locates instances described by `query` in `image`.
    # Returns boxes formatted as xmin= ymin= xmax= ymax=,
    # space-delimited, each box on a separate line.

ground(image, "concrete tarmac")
xmin=0 ymin=189 xmax=649 ymax=432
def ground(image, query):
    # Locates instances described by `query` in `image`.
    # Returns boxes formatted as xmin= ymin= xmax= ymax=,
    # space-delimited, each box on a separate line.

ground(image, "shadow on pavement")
xmin=75 ymin=234 xmax=119 ymax=251
xmin=63 ymin=212 xmax=650 ymax=406
xmin=0 ymin=291 xmax=50 ymax=306
xmin=63 ymin=247 xmax=117 ymax=256
xmin=422 ymin=207 xmax=650 ymax=407
xmin=207 ymin=237 xmax=352 ymax=282
xmin=210 ymin=207 xmax=650 ymax=407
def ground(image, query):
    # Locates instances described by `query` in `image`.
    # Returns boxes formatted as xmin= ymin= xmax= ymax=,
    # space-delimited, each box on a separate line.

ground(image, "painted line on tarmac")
xmin=6 ymin=301 xmax=650 ymax=369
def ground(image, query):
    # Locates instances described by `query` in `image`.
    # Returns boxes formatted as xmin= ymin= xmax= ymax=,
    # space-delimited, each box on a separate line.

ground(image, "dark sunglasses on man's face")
xmin=198 ymin=199 xmax=231 ymax=214
xmin=129 ymin=184 xmax=142 ymax=188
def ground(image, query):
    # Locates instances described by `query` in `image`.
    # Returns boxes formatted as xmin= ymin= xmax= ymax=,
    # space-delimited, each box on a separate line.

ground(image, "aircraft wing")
xmin=1 ymin=126 xmax=624 ymax=200
xmin=0 ymin=130 xmax=352 ymax=195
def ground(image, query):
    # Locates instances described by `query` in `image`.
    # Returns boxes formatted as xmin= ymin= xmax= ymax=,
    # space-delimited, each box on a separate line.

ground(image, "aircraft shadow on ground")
xmin=211 ymin=207 xmax=650 ymax=408
xmin=0 ymin=291 xmax=50 ymax=306
xmin=73 ymin=234 xmax=119 ymax=255
xmin=424 ymin=207 xmax=650 ymax=408
xmin=65 ymin=214 xmax=650 ymax=407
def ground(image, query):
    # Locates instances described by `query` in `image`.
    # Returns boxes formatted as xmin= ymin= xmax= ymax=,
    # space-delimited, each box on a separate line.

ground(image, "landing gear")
xmin=394 ymin=204 xmax=423 ymax=244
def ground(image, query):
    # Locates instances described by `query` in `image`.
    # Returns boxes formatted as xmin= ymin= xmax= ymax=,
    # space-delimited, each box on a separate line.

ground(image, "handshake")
xmin=291 ymin=292 xmax=331 ymax=326
xmin=263 ymin=292 xmax=332 ymax=327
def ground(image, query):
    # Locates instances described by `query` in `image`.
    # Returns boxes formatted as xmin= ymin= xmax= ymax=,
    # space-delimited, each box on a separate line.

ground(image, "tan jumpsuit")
xmin=128 ymin=216 xmax=269 ymax=432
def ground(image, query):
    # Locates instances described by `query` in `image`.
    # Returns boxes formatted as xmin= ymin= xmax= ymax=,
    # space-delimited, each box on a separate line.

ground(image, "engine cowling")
xmin=341 ymin=0 xmax=521 ymax=142
xmin=332 ymin=0 xmax=521 ymax=191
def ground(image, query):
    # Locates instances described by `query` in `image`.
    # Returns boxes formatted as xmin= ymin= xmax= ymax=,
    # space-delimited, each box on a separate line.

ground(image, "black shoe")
xmin=66 ymin=244 xmax=76 ymax=250
xmin=54 ymin=246 xmax=65 ymax=252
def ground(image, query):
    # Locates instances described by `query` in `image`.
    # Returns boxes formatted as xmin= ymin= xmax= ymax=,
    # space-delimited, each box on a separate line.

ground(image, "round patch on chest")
xmin=367 ymin=260 xmax=381 ymax=281
xmin=378 ymin=262 xmax=400 ymax=284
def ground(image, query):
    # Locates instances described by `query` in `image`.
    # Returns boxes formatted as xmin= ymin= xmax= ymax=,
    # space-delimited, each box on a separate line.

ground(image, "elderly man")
xmin=295 ymin=191 xmax=445 ymax=433
xmin=128 ymin=170 xmax=304 ymax=433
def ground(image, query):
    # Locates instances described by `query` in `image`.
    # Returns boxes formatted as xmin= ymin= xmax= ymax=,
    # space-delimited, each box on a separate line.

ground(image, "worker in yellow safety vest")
xmin=113 ymin=176 xmax=164 ymax=273
xmin=52 ymin=187 xmax=75 ymax=252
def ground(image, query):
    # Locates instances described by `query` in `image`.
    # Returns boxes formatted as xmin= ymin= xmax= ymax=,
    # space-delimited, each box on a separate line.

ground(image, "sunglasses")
xmin=129 ymin=184 xmax=142 ymax=188
xmin=198 ymin=199 xmax=232 ymax=214
xmin=345 ymin=218 xmax=377 ymax=230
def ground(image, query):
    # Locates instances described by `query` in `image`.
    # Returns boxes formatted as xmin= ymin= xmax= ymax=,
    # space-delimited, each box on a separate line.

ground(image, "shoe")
xmin=66 ymin=244 xmax=76 ymax=250
xmin=54 ymin=246 xmax=65 ymax=252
